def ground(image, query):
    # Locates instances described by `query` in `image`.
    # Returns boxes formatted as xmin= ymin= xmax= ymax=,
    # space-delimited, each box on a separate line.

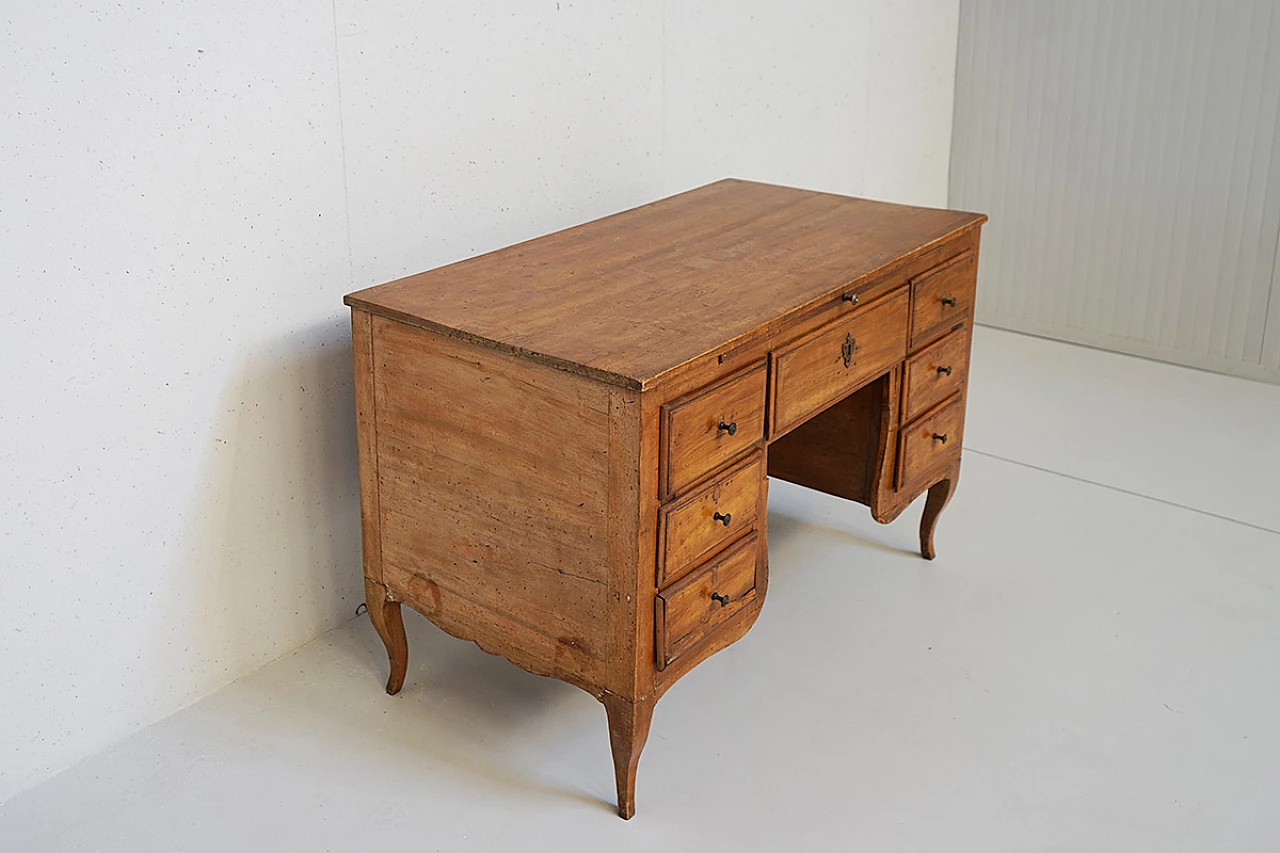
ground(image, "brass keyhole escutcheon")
xmin=842 ymin=333 xmax=856 ymax=368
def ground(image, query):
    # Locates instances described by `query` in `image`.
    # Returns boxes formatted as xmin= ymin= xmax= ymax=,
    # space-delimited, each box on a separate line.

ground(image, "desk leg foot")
xmin=920 ymin=466 xmax=959 ymax=561
xmin=603 ymin=693 xmax=654 ymax=819
xmin=365 ymin=577 xmax=408 ymax=695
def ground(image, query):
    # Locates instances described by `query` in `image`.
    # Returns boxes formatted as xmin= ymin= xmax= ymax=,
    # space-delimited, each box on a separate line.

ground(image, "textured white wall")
xmin=664 ymin=0 xmax=959 ymax=207
xmin=0 ymin=0 xmax=959 ymax=800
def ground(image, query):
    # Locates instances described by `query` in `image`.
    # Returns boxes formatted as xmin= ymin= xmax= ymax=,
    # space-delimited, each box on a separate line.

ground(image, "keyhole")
xmin=842 ymin=333 xmax=856 ymax=368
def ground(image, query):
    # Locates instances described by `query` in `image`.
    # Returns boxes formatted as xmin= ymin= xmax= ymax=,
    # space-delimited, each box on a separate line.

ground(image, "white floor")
xmin=3 ymin=327 xmax=1278 ymax=852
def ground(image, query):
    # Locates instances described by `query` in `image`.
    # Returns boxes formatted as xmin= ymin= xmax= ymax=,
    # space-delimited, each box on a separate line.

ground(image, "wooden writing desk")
xmin=344 ymin=180 xmax=986 ymax=818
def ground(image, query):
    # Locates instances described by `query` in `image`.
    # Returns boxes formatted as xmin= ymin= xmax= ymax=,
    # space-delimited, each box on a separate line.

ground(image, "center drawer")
xmin=770 ymin=288 xmax=909 ymax=436
xmin=657 ymin=451 xmax=765 ymax=587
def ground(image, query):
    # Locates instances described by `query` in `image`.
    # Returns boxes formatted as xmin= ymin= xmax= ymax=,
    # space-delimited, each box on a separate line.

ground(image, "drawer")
xmin=661 ymin=361 xmax=767 ymax=498
xmin=909 ymin=250 xmax=976 ymax=349
xmin=902 ymin=327 xmax=970 ymax=422
xmin=658 ymin=452 xmax=765 ymax=587
xmin=656 ymin=533 xmax=761 ymax=670
xmin=896 ymin=395 xmax=964 ymax=492
xmin=770 ymin=289 xmax=909 ymax=436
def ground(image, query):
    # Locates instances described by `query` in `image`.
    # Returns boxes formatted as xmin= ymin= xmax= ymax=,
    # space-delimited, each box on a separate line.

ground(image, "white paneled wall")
xmin=951 ymin=0 xmax=1280 ymax=383
xmin=1 ymin=1 xmax=961 ymax=801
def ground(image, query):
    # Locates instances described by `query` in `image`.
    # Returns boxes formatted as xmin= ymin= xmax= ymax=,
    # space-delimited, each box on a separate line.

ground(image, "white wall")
xmin=665 ymin=1 xmax=958 ymax=206
xmin=951 ymin=0 xmax=1280 ymax=384
xmin=0 ymin=0 xmax=959 ymax=801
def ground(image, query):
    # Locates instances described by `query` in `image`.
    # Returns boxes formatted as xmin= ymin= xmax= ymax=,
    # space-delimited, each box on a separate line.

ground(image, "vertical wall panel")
xmin=952 ymin=0 xmax=1280 ymax=383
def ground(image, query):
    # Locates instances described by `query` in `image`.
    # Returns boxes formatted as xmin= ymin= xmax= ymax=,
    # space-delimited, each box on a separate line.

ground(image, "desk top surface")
xmin=345 ymin=179 xmax=986 ymax=389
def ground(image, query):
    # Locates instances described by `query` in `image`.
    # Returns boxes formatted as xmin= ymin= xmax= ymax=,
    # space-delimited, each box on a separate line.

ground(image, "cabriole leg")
xmin=919 ymin=463 xmax=960 ymax=561
xmin=364 ymin=577 xmax=408 ymax=695
xmin=602 ymin=693 xmax=654 ymax=819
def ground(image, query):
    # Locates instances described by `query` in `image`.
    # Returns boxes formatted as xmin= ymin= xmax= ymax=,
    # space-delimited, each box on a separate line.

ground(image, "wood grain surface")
xmin=896 ymin=396 xmax=965 ymax=492
xmin=909 ymin=249 xmax=976 ymax=349
xmin=345 ymin=179 xmax=985 ymax=389
xmin=657 ymin=451 xmax=764 ymax=587
xmin=660 ymin=360 xmax=767 ymax=498
xmin=767 ymin=376 xmax=885 ymax=505
xmin=656 ymin=533 xmax=761 ymax=670
xmin=373 ymin=317 xmax=614 ymax=688
xmin=770 ymin=289 xmax=909 ymax=436
xmin=902 ymin=326 xmax=970 ymax=422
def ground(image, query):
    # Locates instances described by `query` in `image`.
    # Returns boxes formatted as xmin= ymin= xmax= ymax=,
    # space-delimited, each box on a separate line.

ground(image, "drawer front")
xmin=662 ymin=361 xmax=767 ymax=498
xmin=902 ymin=327 xmax=970 ymax=422
xmin=658 ymin=452 xmax=764 ymax=587
xmin=771 ymin=289 xmax=909 ymax=436
xmin=909 ymin=250 xmax=976 ymax=349
xmin=656 ymin=533 xmax=761 ymax=669
xmin=897 ymin=396 xmax=964 ymax=492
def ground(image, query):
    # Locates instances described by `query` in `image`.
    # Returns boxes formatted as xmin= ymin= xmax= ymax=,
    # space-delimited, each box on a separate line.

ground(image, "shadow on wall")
xmin=157 ymin=315 xmax=364 ymax=702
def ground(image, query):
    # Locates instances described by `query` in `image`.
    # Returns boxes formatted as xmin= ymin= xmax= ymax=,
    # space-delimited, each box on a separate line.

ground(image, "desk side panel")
xmin=352 ymin=309 xmax=384 ymax=584
xmin=371 ymin=317 xmax=614 ymax=693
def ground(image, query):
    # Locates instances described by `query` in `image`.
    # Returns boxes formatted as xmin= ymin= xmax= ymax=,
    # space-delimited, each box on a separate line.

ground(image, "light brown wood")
xmin=653 ymin=449 xmax=770 ymax=699
xmin=604 ymin=384 xmax=647 ymax=704
xmin=896 ymin=395 xmax=965 ymax=493
xmin=902 ymin=326 xmax=971 ymax=422
xmin=909 ymin=249 xmax=976 ymax=349
xmin=602 ymin=692 xmax=654 ymax=820
xmin=660 ymin=361 xmax=767 ymax=499
xmin=364 ymin=577 xmax=407 ymax=695
xmin=767 ymin=375 xmax=885 ymax=505
xmin=657 ymin=451 xmax=764 ymax=586
xmin=655 ymin=533 xmax=761 ymax=669
xmin=920 ymin=461 xmax=960 ymax=561
xmin=371 ymin=315 xmax=620 ymax=694
xmin=652 ymin=570 xmax=767 ymax=700
xmin=647 ymin=228 xmax=981 ymax=402
xmin=770 ymin=289 xmax=909 ymax=436
xmin=352 ymin=309 xmax=384 ymax=584
xmin=345 ymin=179 xmax=984 ymax=389
xmin=345 ymin=179 xmax=986 ymax=818
xmin=384 ymin=561 xmax=603 ymax=695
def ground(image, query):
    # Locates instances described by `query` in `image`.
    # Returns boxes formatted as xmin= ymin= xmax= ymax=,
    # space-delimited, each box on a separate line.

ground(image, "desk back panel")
xmin=767 ymin=375 xmax=890 ymax=505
